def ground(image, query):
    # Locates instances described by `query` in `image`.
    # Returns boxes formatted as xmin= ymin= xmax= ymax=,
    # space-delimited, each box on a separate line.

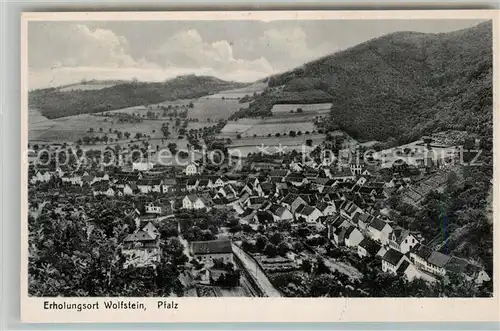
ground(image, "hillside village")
xmin=27 ymin=130 xmax=492 ymax=297
xmin=27 ymin=21 xmax=493 ymax=298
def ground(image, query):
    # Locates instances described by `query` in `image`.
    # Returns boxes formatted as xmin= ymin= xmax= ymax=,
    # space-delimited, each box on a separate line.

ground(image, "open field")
xmin=104 ymin=98 xmax=247 ymax=122
xmin=227 ymin=134 xmax=325 ymax=157
xmin=29 ymin=95 xmax=247 ymax=143
xmin=204 ymin=82 xmax=267 ymax=99
xmin=220 ymin=118 xmax=317 ymax=139
xmin=188 ymin=99 xmax=249 ymax=121
xmin=271 ymin=103 xmax=332 ymax=114
xmin=29 ymin=112 xmax=163 ymax=142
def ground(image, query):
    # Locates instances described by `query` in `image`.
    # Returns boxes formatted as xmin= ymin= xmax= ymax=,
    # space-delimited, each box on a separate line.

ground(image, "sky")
xmin=28 ymin=19 xmax=487 ymax=89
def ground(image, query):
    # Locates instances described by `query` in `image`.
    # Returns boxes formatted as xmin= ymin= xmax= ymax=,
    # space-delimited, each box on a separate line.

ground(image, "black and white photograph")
xmin=25 ymin=12 xmax=494 ymax=304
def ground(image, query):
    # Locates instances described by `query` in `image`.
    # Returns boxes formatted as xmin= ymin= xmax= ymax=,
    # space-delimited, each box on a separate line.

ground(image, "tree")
xmin=309 ymin=274 xmax=340 ymax=297
xmin=278 ymin=242 xmax=289 ymax=256
xmin=167 ymin=143 xmax=178 ymax=154
xmin=124 ymin=132 xmax=131 ymax=139
xmin=289 ymin=131 xmax=296 ymax=137
xmin=292 ymin=241 xmax=303 ymax=252
xmin=297 ymin=108 xmax=303 ymax=113
xmin=306 ymin=139 xmax=313 ymax=147
xmin=315 ymin=257 xmax=330 ymax=275
xmin=242 ymin=240 xmax=254 ymax=252
xmin=264 ymin=243 xmax=277 ymax=258
xmin=255 ymin=234 xmax=268 ymax=251
xmin=161 ymin=124 xmax=170 ymax=139
xmin=270 ymin=232 xmax=283 ymax=245
xmin=301 ymin=259 xmax=312 ymax=273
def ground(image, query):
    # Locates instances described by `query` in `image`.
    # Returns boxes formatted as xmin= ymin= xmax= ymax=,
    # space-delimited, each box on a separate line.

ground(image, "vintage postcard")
xmin=21 ymin=10 xmax=499 ymax=323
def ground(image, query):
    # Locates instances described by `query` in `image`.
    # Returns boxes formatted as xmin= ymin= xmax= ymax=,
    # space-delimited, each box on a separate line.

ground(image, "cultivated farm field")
xmin=220 ymin=118 xmax=317 ymax=139
xmin=204 ymin=82 xmax=267 ymax=100
xmin=271 ymin=103 xmax=332 ymax=114
xmin=29 ymin=94 xmax=248 ymax=143
xmin=105 ymin=98 xmax=247 ymax=122
xmin=227 ymin=134 xmax=325 ymax=157
xmin=29 ymin=112 xmax=165 ymax=142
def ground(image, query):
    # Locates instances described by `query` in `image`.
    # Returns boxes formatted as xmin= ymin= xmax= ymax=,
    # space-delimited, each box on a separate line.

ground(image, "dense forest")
xmin=29 ymin=75 xmax=248 ymax=119
xmin=238 ymin=21 xmax=492 ymax=144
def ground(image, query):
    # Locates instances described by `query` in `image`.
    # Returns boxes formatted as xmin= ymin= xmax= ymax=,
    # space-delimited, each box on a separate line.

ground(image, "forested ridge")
xmin=239 ymin=21 xmax=492 ymax=144
xmin=29 ymin=75 xmax=248 ymax=119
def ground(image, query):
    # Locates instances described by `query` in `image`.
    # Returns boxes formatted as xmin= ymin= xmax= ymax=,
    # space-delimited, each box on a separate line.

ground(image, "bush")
xmin=264 ymin=243 xmax=278 ymax=258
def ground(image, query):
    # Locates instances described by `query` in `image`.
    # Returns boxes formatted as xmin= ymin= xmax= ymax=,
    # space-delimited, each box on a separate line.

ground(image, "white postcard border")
xmin=20 ymin=9 xmax=500 ymax=323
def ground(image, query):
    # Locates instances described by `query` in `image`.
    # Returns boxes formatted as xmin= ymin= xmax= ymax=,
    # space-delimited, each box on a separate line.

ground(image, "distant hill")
xmin=57 ymin=79 xmax=130 ymax=92
xmin=236 ymin=21 xmax=492 ymax=143
xmin=29 ymin=75 xmax=249 ymax=119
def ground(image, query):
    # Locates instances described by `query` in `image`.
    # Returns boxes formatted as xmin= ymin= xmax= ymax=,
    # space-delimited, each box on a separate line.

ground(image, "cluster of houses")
xmin=28 ymin=142 xmax=489 ymax=287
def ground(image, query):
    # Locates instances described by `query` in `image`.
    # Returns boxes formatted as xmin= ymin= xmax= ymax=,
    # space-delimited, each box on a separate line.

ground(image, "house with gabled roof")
xmin=289 ymin=161 xmax=304 ymax=172
xmin=281 ymin=193 xmax=307 ymax=213
xmin=260 ymin=182 xmax=277 ymax=197
xmin=382 ymin=248 xmax=409 ymax=274
xmin=197 ymin=178 xmax=212 ymax=191
xmin=268 ymin=204 xmax=294 ymax=222
xmin=142 ymin=221 xmax=160 ymax=239
xmin=217 ymin=185 xmax=237 ymax=200
xmin=136 ymin=179 xmax=152 ymax=194
xmin=332 ymin=168 xmax=355 ymax=182
xmin=325 ymin=214 xmax=352 ymax=239
xmin=409 ymin=244 xmax=447 ymax=277
xmin=184 ymin=163 xmax=198 ymax=176
xmin=389 ymin=228 xmax=419 ymax=254
xmin=182 ymin=194 xmax=212 ymax=211
xmin=190 ymin=239 xmax=233 ymax=268
xmin=162 ymin=178 xmax=177 ymax=193
xmin=316 ymin=202 xmax=336 ymax=216
xmin=186 ymin=178 xmax=199 ymax=192
xmin=91 ymin=181 xmax=110 ymax=196
xmin=367 ymin=218 xmax=393 ymax=244
xmin=344 ymin=226 xmax=364 ymax=248
xmin=122 ymin=224 xmax=161 ymax=268
xmin=357 ymin=238 xmax=381 ymax=258
xmin=444 ymin=256 xmax=491 ymax=285
xmin=339 ymin=200 xmax=364 ymax=220
xmin=34 ymin=169 xmax=52 ymax=183
xmin=246 ymin=196 xmax=267 ymax=210
xmin=295 ymin=204 xmax=323 ymax=223
xmin=212 ymin=176 xmax=227 ymax=188
xmin=253 ymin=210 xmax=275 ymax=227
xmin=286 ymin=173 xmax=307 ymax=186
xmin=123 ymin=183 xmax=139 ymax=195
xmin=145 ymin=202 xmax=171 ymax=215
